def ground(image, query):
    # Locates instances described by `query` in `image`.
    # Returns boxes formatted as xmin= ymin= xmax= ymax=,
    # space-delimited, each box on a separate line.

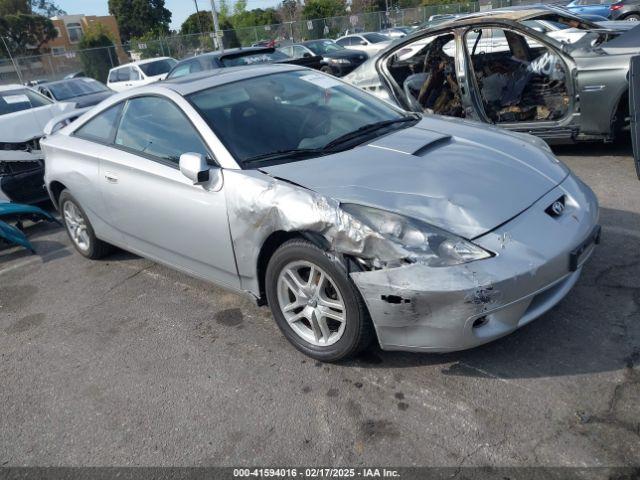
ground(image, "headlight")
xmin=342 ymin=204 xmax=492 ymax=267
xmin=329 ymin=58 xmax=351 ymax=64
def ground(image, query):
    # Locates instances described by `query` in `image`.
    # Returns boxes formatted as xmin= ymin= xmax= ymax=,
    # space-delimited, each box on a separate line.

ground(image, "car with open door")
xmin=345 ymin=7 xmax=640 ymax=152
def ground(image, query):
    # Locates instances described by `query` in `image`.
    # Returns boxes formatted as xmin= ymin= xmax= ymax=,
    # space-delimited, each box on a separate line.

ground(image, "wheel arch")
xmin=48 ymin=180 xmax=68 ymax=209
xmin=611 ymin=88 xmax=630 ymax=138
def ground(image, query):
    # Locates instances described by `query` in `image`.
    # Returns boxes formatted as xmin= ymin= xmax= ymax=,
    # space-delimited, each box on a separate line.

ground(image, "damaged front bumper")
xmin=350 ymin=175 xmax=599 ymax=352
xmin=0 ymin=142 xmax=47 ymax=204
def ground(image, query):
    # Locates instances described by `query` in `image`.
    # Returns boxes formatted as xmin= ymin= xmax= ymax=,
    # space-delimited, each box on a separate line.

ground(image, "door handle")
xmin=104 ymin=172 xmax=118 ymax=183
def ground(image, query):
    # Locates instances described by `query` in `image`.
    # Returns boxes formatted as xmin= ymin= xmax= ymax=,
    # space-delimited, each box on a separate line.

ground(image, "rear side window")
xmin=74 ymin=103 xmax=123 ymax=143
xmin=114 ymin=96 xmax=209 ymax=165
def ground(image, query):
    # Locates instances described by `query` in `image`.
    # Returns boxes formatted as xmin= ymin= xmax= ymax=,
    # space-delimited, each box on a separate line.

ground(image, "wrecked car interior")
xmin=387 ymin=26 xmax=570 ymax=122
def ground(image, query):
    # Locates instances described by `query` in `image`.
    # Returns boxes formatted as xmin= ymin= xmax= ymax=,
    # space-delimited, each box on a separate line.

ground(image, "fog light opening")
xmin=472 ymin=316 xmax=488 ymax=329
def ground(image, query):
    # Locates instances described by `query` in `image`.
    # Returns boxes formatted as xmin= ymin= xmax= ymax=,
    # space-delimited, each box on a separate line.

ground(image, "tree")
xmin=108 ymin=0 xmax=172 ymax=42
xmin=302 ymin=0 xmax=347 ymax=20
xmin=30 ymin=0 xmax=65 ymax=16
xmin=0 ymin=0 xmax=65 ymax=15
xmin=233 ymin=0 xmax=247 ymax=15
xmin=180 ymin=11 xmax=240 ymax=49
xmin=0 ymin=0 xmax=29 ymax=15
xmin=279 ymin=0 xmax=300 ymax=22
xmin=0 ymin=13 xmax=56 ymax=56
xmin=78 ymin=23 xmax=118 ymax=82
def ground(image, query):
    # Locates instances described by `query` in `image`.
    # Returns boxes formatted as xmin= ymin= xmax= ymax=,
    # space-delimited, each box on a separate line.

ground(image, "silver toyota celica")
xmin=41 ymin=64 xmax=600 ymax=361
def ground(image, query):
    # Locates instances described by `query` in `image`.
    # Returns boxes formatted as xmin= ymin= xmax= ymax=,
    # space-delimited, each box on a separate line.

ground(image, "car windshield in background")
xmin=0 ymin=88 xmax=52 ymax=115
xmin=48 ymin=79 xmax=109 ymax=101
xmin=304 ymin=40 xmax=345 ymax=54
xmin=139 ymin=58 xmax=177 ymax=77
xmin=188 ymin=70 xmax=411 ymax=167
xmin=220 ymin=50 xmax=289 ymax=67
xmin=363 ymin=33 xmax=389 ymax=43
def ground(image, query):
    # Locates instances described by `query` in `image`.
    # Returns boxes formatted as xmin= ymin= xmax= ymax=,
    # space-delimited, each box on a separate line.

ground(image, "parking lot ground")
xmin=0 ymin=142 xmax=639 ymax=467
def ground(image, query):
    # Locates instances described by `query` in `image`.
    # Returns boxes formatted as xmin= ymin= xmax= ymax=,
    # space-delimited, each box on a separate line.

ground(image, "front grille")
xmin=0 ymin=160 xmax=43 ymax=176
xmin=0 ymin=137 xmax=40 ymax=152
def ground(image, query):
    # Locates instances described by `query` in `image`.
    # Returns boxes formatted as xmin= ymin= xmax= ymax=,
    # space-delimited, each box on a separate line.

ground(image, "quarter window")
xmin=74 ymin=103 xmax=124 ymax=143
xmin=114 ymin=96 xmax=209 ymax=165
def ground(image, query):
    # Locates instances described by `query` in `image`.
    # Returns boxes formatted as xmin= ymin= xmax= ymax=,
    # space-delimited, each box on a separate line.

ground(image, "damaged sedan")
xmin=41 ymin=65 xmax=600 ymax=361
xmin=345 ymin=8 xmax=640 ymax=154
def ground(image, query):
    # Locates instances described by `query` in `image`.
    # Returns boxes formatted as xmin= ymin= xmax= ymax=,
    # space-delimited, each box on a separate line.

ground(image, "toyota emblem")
xmin=551 ymin=201 xmax=565 ymax=216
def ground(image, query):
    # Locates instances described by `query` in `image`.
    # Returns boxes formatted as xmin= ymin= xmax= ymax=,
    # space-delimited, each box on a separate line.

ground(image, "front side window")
xmin=138 ymin=59 xmax=177 ymax=77
xmin=336 ymin=37 xmax=352 ymax=47
xmin=74 ymin=103 xmax=123 ymax=143
xmin=168 ymin=63 xmax=191 ymax=79
xmin=0 ymin=88 xmax=52 ymax=115
xmin=305 ymin=40 xmax=344 ymax=54
xmin=465 ymin=27 xmax=570 ymax=123
xmin=188 ymin=70 xmax=408 ymax=166
xmin=114 ymin=96 xmax=209 ymax=165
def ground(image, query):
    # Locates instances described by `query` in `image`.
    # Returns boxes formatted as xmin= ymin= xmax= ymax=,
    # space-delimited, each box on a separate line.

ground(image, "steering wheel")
xmin=298 ymin=106 xmax=332 ymax=140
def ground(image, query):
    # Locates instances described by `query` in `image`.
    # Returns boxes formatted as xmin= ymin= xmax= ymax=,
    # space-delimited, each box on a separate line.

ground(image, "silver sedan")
xmin=41 ymin=64 xmax=600 ymax=361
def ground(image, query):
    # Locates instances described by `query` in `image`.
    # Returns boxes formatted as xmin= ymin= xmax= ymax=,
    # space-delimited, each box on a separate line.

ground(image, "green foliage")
xmin=78 ymin=23 xmax=118 ymax=82
xmin=0 ymin=13 xmax=56 ymax=56
xmin=233 ymin=0 xmax=247 ymax=14
xmin=30 ymin=0 xmax=65 ymax=16
xmin=108 ymin=0 xmax=172 ymax=42
xmin=302 ymin=0 xmax=347 ymax=20
xmin=0 ymin=0 xmax=29 ymax=15
xmin=180 ymin=11 xmax=240 ymax=49
xmin=231 ymin=8 xmax=279 ymax=45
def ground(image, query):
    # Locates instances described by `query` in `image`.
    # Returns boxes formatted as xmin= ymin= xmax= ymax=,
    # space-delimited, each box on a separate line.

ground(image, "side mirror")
xmin=303 ymin=52 xmax=311 ymax=58
xmin=360 ymin=41 xmax=367 ymax=46
xmin=180 ymin=152 xmax=210 ymax=184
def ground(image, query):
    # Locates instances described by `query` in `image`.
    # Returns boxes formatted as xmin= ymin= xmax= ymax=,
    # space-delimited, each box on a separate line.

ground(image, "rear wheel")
xmin=624 ymin=13 xmax=640 ymax=20
xmin=265 ymin=239 xmax=373 ymax=361
xmin=59 ymin=190 xmax=113 ymax=259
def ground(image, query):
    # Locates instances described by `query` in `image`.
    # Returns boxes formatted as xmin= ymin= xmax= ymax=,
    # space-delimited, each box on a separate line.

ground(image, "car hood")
xmin=0 ymin=102 xmax=76 ymax=143
xmin=261 ymin=117 xmax=568 ymax=239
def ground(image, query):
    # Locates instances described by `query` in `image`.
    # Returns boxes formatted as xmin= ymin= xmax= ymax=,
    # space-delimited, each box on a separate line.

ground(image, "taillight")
xmin=611 ymin=4 xmax=623 ymax=10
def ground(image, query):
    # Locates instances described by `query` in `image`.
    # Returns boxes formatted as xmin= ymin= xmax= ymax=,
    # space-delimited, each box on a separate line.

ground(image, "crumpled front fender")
xmin=0 ymin=202 xmax=59 ymax=253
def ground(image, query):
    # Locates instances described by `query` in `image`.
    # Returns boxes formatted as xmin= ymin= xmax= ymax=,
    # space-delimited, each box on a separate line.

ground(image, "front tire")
xmin=59 ymin=190 xmax=113 ymax=259
xmin=265 ymin=239 xmax=374 ymax=362
xmin=624 ymin=13 xmax=640 ymax=20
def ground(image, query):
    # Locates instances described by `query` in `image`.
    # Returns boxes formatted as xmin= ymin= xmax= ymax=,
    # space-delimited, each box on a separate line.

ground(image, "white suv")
xmin=107 ymin=57 xmax=177 ymax=92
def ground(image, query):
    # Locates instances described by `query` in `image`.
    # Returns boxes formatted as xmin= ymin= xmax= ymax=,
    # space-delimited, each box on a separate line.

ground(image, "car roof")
xmin=111 ymin=57 xmax=173 ymax=70
xmin=39 ymin=77 xmax=99 ymax=88
xmin=0 ymin=84 xmax=27 ymax=92
xmin=161 ymin=63 xmax=304 ymax=96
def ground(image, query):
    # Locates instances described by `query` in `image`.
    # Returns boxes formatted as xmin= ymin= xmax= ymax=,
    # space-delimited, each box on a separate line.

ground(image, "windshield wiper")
xmin=243 ymin=148 xmax=326 ymax=166
xmin=323 ymin=115 xmax=419 ymax=151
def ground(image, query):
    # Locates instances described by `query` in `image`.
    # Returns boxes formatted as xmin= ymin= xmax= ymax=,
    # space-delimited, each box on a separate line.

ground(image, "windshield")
xmin=188 ymin=70 xmax=409 ymax=167
xmin=221 ymin=50 xmax=289 ymax=67
xmin=138 ymin=58 xmax=177 ymax=77
xmin=304 ymin=40 xmax=345 ymax=54
xmin=363 ymin=33 xmax=388 ymax=43
xmin=47 ymin=78 xmax=109 ymax=101
xmin=0 ymin=88 xmax=52 ymax=115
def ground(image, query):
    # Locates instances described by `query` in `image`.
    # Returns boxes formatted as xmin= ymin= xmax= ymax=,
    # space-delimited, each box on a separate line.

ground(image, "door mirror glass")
xmin=180 ymin=152 xmax=210 ymax=184
xmin=359 ymin=40 xmax=367 ymax=46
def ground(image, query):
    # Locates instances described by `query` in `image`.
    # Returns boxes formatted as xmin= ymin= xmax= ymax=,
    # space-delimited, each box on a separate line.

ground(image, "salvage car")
xmin=279 ymin=40 xmax=368 ymax=77
xmin=42 ymin=65 xmax=600 ymax=361
xmin=0 ymin=84 xmax=78 ymax=204
xmin=166 ymin=47 xmax=323 ymax=79
xmin=345 ymin=8 xmax=640 ymax=148
xmin=36 ymin=78 xmax=114 ymax=108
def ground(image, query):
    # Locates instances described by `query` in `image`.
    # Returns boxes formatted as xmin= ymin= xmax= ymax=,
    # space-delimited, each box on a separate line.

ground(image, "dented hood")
xmin=600 ymin=24 xmax=640 ymax=55
xmin=0 ymin=102 xmax=76 ymax=143
xmin=261 ymin=117 xmax=568 ymax=239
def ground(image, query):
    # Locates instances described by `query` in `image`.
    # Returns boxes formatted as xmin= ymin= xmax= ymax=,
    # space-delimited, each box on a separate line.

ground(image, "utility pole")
xmin=193 ymin=0 xmax=205 ymax=36
xmin=209 ymin=0 xmax=224 ymax=52
xmin=1 ymin=36 xmax=23 ymax=85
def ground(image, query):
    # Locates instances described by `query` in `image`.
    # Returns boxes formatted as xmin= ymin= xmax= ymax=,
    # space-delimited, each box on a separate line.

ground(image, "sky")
xmin=56 ymin=0 xmax=282 ymax=30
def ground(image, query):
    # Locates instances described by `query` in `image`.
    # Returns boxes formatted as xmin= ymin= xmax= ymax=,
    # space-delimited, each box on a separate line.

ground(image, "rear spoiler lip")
xmin=43 ymin=106 xmax=92 ymax=136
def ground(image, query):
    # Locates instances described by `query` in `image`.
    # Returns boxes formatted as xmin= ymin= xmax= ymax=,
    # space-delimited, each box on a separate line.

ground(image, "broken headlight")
xmin=342 ymin=204 xmax=492 ymax=267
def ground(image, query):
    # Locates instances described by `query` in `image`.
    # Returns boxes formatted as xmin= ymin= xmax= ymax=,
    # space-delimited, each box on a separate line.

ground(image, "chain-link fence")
xmin=0 ymin=0 xmax=558 ymax=85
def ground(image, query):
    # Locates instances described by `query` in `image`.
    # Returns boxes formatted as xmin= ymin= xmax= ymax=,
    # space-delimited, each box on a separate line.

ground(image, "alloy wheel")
xmin=63 ymin=201 xmax=90 ymax=251
xmin=276 ymin=260 xmax=346 ymax=347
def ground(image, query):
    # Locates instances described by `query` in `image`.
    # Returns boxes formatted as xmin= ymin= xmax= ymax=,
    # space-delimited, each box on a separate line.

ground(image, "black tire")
xmin=624 ymin=13 xmax=640 ymax=20
xmin=265 ymin=239 xmax=374 ymax=362
xmin=320 ymin=65 xmax=334 ymax=75
xmin=59 ymin=189 xmax=113 ymax=259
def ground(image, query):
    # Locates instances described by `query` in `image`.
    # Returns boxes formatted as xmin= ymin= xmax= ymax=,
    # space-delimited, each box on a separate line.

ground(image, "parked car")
xmin=379 ymin=27 xmax=414 ymax=39
xmin=64 ymin=71 xmax=86 ymax=79
xmin=345 ymin=8 xmax=640 ymax=149
xmin=36 ymin=78 xmax=114 ymax=108
xmin=42 ymin=64 xmax=599 ymax=361
xmin=566 ymin=0 xmax=613 ymax=19
xmin=610 ymin=0 xmax=640 ymax=20
xmin=335 ymin=32 xmax=393 ymax=55
xmin=165 ymin=47 xmax=322 ymax=80
xmin=0 ymin=84 xmax=78 ymax=204
xmin=279 ymin=40 xmax=368 ymax=77
xmin=107 ymin=57 xmax=177 ymax=92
